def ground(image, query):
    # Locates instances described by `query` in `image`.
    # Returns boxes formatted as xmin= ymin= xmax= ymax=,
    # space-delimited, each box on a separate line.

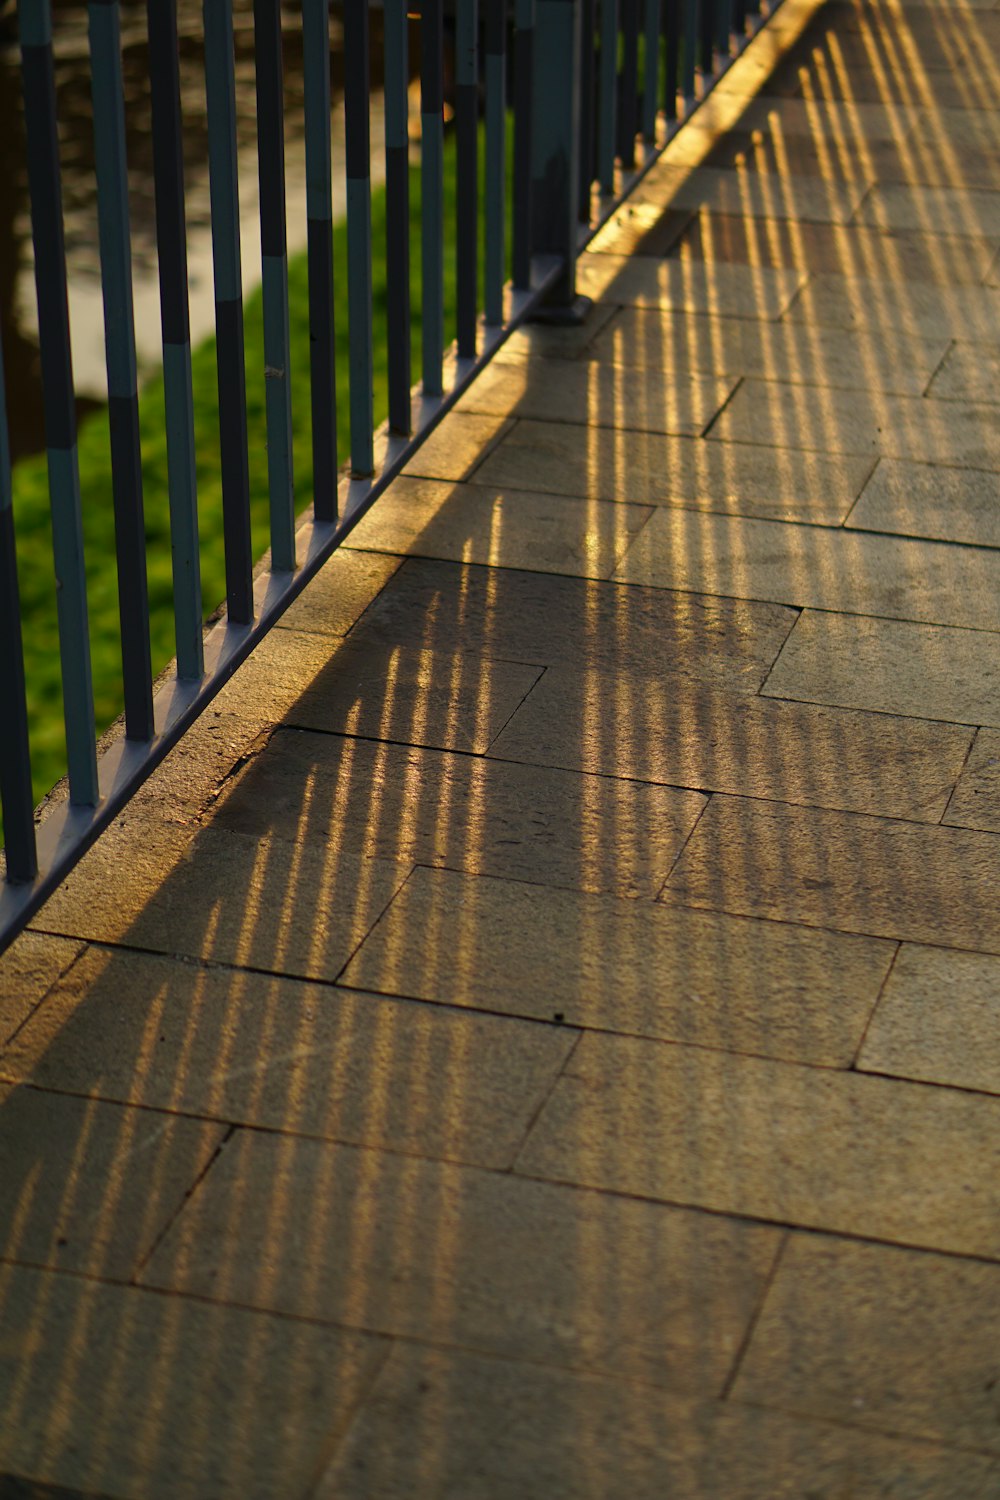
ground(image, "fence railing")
xmin=0 ymin=0 xmax=782 ymax=954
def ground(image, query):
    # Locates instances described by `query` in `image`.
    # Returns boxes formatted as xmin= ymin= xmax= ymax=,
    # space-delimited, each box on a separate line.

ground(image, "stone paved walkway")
xmin=3 ymin=0 xmax=1000 ymax=1492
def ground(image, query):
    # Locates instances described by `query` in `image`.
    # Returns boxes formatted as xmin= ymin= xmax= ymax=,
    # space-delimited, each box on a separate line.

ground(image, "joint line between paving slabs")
xmin=654 ymin=791 xmax=716 ymax=898
xmin=719 ymin=1228 xmax=789 ymax=1401
xmin=131 ymin=1123 xmax=237 ymax=1283
xmin=1 ymin=942 xmax=92 ymax=1054
xmin=304 ymin=1335 xmax=397 ymax=1499
xmin=508 ymin=1028 xmax=585 ymax=1173
xmin=697 ymin=374 xmax=747 ymax=441
xmin=757 ymin=604 xmax=804 ymax=696
xmin=937 ymin=727 xmax=981 ymax=827
xmin=849 ymin=939 xmax=902 ymax=1072
xmin=920 ymin=336 xmax=956 ymax=399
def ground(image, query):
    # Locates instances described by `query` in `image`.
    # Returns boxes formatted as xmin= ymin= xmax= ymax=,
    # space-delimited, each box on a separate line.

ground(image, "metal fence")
xmin=0 ymin=0 xmax=780 ymax=953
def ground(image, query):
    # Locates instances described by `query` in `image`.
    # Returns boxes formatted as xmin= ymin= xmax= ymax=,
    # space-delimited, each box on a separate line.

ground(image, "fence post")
xmin=530 ymin=0 xmax=592 ymax=320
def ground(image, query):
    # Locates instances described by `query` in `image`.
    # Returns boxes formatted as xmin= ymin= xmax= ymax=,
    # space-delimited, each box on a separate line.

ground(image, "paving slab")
xmin=855 ymin=182 xmax=1000 ymax=236
xmin=662 ymin=794 xmax=1000 ymax=951
xmin=0 ymin=934 xmax=83 ymax=1050
xmin=574 ymin=251 xmax=806 ymax=315
xmin=613 ymin=507 xmax=1000 ymax=630
xmin=401 ymin=411 xmax=512 ymax=481
xmin=478 ymin=421 xmax=872 ymax=523
xmin=927 ymin=339 xmax=1000 ymax=403
xmin=33 ymin=819 xmax=410 ymax=984
xmin=454 ymin=356 xmax=736 ymax=435
xmin=276 ymin=638 xmax=541 ymax=754
xmin=274 ymin=549 xmax=403 ymax=637
xmin=346 ymin=559 xmax=797 ymax=689
xmin=213 ymin=729 xmax=706 ymax=897
xmin=495 ymin=301 xmax=619 ymax=359
xmin=342 ymin=867 xmax=896 ymax=1067
xmin=847 ymin=459 xmax=1000 ymax=547
xmin=317 ymin=1343 xmax=997 ymax=1500
xmin=3 ymin=946 xmax=575 ymax=1170
xmin=0 ymin=1084 xmax=224 ymax=1278
xmin=491 ymin=663 xmax=973 ymax=819
xmin=141 ymin=1130 xmax=780 ymax=1394
xmin=788 ymin=59 xmax=988 ymax=105
xmin=671 ymin=210 xmax=1000 ymax=282
xmin=784 ymin=271 xmax=1000 ymax=339
xmin=857 ymin=943 xmax=1000 ymax=1094
xmin=588 ymin=308 xmax=949 ymax=395
xmin=516 ymin=1031 xmax=1000 ymax=1257
xmin=710 ymin=379 xmax=1000 ymax=467
xmin=733 ymin=1234 xmax=1000 ymax=1453
xmin=632 ymin=163 xmax=871 ymax=225
xmin=707 ymin=127 xmax=1000 ymax=191
xmin=0 ymin=1262 xmax=385 ymax=1500
xmin=762 ymin=609 xmax=1000 ymax=725
xmin=727 ymin=96 xmax=927 ymax=141
xmin=585 ymin=202 xmax=699 ymax=258
xmin=345 ymin=475 xmax=653 ymax=579
xmin=944 ymin=728 xmax=1000 ymax=831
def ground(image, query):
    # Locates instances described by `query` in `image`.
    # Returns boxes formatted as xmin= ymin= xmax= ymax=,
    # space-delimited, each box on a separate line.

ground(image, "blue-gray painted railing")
xmin=0 ymin=0 xmax=780 ymax=954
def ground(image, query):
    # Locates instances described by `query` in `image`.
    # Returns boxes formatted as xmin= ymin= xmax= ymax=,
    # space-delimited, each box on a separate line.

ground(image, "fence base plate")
xmin=528 ymin=294 xmax=594 ymax=328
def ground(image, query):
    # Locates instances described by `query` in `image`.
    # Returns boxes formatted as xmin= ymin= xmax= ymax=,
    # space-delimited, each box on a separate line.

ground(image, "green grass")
xmin=8 ymin=122 xmax=508 ymax=826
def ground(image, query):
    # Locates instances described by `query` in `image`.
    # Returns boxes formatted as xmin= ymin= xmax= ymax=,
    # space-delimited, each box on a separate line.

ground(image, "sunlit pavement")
xmin=3 ymin=0 xmax=1000 ymax=1492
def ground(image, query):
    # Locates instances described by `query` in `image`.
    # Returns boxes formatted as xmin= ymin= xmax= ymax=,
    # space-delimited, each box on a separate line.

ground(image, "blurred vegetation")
xmin=7 ymin=121 xmax=508 ymax=832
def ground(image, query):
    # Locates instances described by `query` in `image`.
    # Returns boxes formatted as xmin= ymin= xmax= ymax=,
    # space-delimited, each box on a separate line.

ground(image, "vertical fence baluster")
xmin=302 ymin=0 xmax=338 ymax=518
xmin=617 ymin=0 xmax=639 ymax=168
xmin=204 ymin=0 xmax=253 ymax=622
xmin=597 ymin=0 xmax=617 ymax=193
xmin=254 ymin=0 xmax=296 ymax=569
xmin=577 ymin=0 xmax=597 ymax=222
xmin=421 ymin=0 xmax=445 ymax=393
xmin=715 ymin=0 xmax=732 ymax=56
xmin=484 ymin=0 xmax=507 ymax=322
xmin=642 ymin=0 xmax=661 ymax=140
xmin=0 ymin=326 xmax=37 ymax=882
xmin=19 ymin=0 xmax=99 ymax=805
xmin=385 ymin=0 xmax=412 ymax=431
xmin=456 ymin=0 xmax=479 ymax=357
xmin=700 ymin=0 xmax=714 ymax=76
xmin=88 ymin=0 xmax=154 ymax=741
xmin=664 ymin=0 xmax=680 ymax=120
xmin=147 ymin=0 xmax=203 ymax=679
xmin=344 ymin=0 xmax=374 ymax=474
xmin=512 ymin=0 xmax=534 ymax=287
xmin=683 ymin=0 xmax=698 ymax=98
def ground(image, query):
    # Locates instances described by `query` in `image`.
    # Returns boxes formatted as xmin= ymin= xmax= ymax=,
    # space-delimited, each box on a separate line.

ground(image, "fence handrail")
xmin=0 ymin=0 xmax=784 ymax=956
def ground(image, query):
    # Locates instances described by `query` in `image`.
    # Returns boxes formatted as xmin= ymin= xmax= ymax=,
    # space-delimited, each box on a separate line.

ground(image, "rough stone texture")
xmin=714 ymin=124 xmax=1000 ymax=190
xmin=344 ymin=559 xmax=798 ymax=689
xmin=454 ymin=356 xmax=737 ymax=435
xmin=496 ymin=301 xmax=619 ymax=359
xmin=342 ymin=867 xmax=895 ymax=1067
xmin=763 ymin=610 xmax=1000 ymax=725
xmin=278 ymin=638 xmax=542 ymax=753
xmin=0 ymin=1262 xmax=385 ymax=1500
xmin=4 ymin=947 xmax=576 ymax=1170
xmin=33 ymin=820 xmax=411 ymax=984
xmin=855 ymin=183 xmax=1000 ymax=237
xmin=858 ymin=943 xmax=1000 ymax=1094
xmin=477 ymin=419 xmax=873 ymax=523
xmin=490 ymin=665 xmax=973 ymax=819
xmin=614 ymin=507 xmax=1000 ymax=630
xmin=734 ymin=1234 xmax=1000 ymax=1452
xmin=784 ymin=272 xmax=1000 ymax=340
xmin=275 ymin=549 xmax=403 ymax=636
xmin=401 ymin=412 xmax=513 ymax=481
xmin=589 ymin=308 xmax=949 ymax=395
xmin=927 ymin=340 xmax=1000 ymax=404
xmin=213 ymin=729 xmax=707 ymax=897
xmin=517 ymin=1032 xmax=1000 ymax=1257
xmin=671 ymin=210 xmax=1000 ymax=283
xmin=0 ymin=1084 xmax=224 ymax=1278
xmin=318 ymin=1344 xmax=998 ymax=1500
xmin=574 ymin=252 xmax=806 ymax=315
xmin=711 ymin=379 xmax=1000 ymax=467
xmin=0 ymin=934 xmax=83 ymax=1050
xmin=141 ymin=1131 xmax=780 ymax=1394
xmin=944 ymin=728 xmax=1000 ymax=832
xmin=663 ymin=794 xmax=1000 ymax=951
xmin=848 ymin=458 xmax=1000 ymax=548
xmin=345 ymin=475 xmax=653 ymax=579
xmin=631 ymin=164 xmax=871 ymax=225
